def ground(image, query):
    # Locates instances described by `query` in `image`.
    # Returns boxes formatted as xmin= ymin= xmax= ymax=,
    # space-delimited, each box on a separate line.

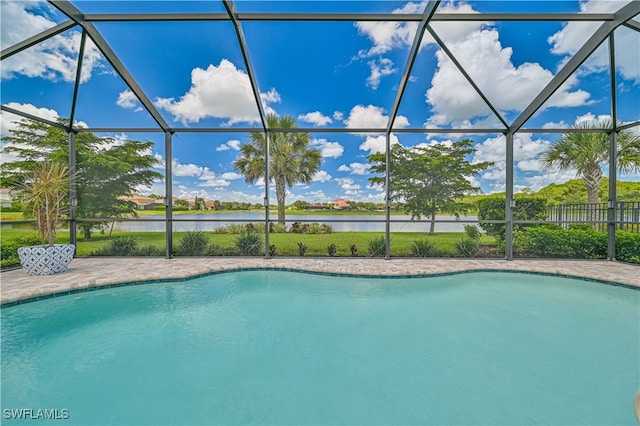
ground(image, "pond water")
xmin=111 ymin=213 xmax=478 ymax=233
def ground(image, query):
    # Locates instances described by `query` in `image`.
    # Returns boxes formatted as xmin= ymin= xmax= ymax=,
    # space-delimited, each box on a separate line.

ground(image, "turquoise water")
xmin=1 ymin=271 xmax=638 ymax=425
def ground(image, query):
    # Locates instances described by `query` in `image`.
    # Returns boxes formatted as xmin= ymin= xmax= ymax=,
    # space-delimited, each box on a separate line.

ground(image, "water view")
xmin=111 ymin=213 xmax=478 ymax=233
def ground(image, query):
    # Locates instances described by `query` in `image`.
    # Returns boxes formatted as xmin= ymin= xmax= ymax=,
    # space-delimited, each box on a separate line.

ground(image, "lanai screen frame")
xmin=2 ymin=0 xmax=639 ymax=260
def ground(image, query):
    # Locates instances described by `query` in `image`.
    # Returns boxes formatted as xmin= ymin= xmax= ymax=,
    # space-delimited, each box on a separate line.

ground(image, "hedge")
xmin=478 ymin=197 xmax=548 ymax=242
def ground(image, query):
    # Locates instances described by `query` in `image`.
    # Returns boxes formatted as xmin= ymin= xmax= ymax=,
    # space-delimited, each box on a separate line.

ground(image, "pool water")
xmin=2 ymin=271 xmax=638 ymax=425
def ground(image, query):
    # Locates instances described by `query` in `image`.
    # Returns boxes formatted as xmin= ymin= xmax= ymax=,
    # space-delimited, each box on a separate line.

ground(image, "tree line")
xmin=2 ymin=115 xmax=639 ymax=240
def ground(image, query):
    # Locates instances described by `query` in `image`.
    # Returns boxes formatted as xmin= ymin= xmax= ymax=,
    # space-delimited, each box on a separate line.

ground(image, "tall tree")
xmin=542 ymin=120 xmax=640 ymax=219
xmin=369 ymin=139 xmax=492 ymax=234
xmin=234 ymin=114 xmax=322 ymax=224
xmin=1 ymin=119 xmax=162 ymax=239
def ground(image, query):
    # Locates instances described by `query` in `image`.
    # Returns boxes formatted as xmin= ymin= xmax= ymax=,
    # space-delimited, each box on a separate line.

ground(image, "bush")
xmin=207 ymin=243 xmax=236 ymax=256
xmin=92 ymin=236 xmax=139 ymax=256
xmin=349 ymin=244 xmax=358 ymax=256
xmin=520 ymin=226 xmax=608 ymax=259
xmin=412 ymin=238 xmax=439 ymax=257
xmin=478 ymin=197 xmax=547 ymax=243
xmin=297 ymin=242 xmax=308 ymax=256
xmin=289 ymin=222 xmax=332 ymax=234
xmin=464 ymin=224 xmax=481 ymax=241
xmin=176 ymin=230 xmax=210 ymax=256
xmin=1 ymin=234 xmax=42 ymax=266
xmin=616 ymin=231 xmax=640 ymax=264
xmin=327 ymin=243 xmax=337 ymax=257
xmin=136 ymin=244 xmax=165 ymax=256
xmin=269 ymin=244 xmax=279 ymax=256
xmin=455 ymin=236 xmax=480 ymax=257
xmin=235 ymin=231 xmax=263 ymax=256
xmin=367 ymin=236 xmax=386 ymax=257
xmin=269 ymin=222 xmax=288 ymax=233
xmin=153 ymin=206 xmax=166 ymax=211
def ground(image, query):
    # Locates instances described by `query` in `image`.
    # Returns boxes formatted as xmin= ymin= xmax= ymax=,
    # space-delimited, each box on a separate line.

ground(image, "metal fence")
xmin=547 ymin=201 xmax=640 ymax=232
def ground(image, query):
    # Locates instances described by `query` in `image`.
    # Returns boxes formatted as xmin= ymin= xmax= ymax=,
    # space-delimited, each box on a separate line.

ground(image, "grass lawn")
xmin=1 ymin=228 xmax=496 ymax=260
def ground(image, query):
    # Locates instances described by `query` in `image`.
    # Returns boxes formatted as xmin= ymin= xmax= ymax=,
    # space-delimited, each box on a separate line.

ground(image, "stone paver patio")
xmin=1 ymin=257 xmax=638 ymax=306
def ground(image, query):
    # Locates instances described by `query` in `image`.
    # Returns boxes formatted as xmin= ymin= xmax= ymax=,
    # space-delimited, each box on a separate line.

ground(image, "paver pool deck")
xmin=1 ymin=257 xmax=638 ymax=305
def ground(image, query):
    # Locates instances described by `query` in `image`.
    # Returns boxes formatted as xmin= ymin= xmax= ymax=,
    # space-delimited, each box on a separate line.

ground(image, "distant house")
xmin=0 ymin=188 xmax=13 ymax=209
xmin=119 ymin=195 xmax=165 ymax=210
xmin=331 ymin=199 xmax=350 ymax=209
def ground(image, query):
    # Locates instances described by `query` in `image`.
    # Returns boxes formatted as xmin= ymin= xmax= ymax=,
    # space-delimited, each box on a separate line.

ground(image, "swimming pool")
xmin=1 ymin=271 xmax=638 ymax=425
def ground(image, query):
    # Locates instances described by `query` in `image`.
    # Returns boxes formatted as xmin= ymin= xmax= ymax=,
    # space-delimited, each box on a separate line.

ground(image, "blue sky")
xmin=1 ymin=0 xmax=639 ymax=205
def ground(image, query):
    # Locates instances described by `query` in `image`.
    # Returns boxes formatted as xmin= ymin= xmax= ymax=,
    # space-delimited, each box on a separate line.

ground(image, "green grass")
xmin=0 ymin=228 xmax=496 ymax=262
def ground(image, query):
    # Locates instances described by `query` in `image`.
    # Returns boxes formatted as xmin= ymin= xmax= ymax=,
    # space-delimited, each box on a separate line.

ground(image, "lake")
xmin=111 ymin=213 xmax=478 ymax=233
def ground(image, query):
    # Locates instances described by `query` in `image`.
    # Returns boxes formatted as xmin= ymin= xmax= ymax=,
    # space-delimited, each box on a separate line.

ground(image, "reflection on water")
xmin=110 ymin=213 xmax=478 ymax=233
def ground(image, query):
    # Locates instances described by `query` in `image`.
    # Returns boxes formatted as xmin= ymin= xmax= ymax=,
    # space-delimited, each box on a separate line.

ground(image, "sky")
xmin=1 ymin=0 xmax=639 ymax=205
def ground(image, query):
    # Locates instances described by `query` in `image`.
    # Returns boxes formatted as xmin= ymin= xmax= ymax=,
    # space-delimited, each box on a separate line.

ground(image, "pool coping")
xmin=2 ymin=257 xmax=639 ymax=308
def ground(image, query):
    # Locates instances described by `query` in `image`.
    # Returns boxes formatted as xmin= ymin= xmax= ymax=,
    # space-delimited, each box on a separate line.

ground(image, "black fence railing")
xmin=546 ymin=202 xmax=640 ymax=232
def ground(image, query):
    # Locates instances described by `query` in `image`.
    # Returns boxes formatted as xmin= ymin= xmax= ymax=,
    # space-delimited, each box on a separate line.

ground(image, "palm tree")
xmin=234 ymin=114 xmax=322 ymax=224
xmin=542 ymin=120 xmax=640 ymax=221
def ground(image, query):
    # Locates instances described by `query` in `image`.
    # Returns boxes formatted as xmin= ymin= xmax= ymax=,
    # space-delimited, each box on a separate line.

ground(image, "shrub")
xmin=176 ymin=230 xmax=210 ymax=256
xmin=297 ymin=242 xmax=308 ymax=256
xmin=1 ymin=234 xmax=42 ymax=266
xmin=327 ymin=243 xmax=337 ymax=257
xmin=269 ymin=222 xmax=288 ymax=233
xmin=207 ymin=243 xmax=236 ymax=256
xmin=289 ymin=222 xmax=332 ymax=234
xmin=306 ymin=223 xmax=324 ymax=234
xmin=478 ymin=197 xmax=547 ymax=243
xmin=349 ymin=244 xmax=358 ymax=256
xmin=320 ymin=224 xmax=333 ymax=234
xmin=455 ymin=236 xmax=480 ymax=257
xmin=269 ymin=244 xmax=279 ymax=256
xmin=464 ymin=224 xmax=481 ymax=241
xmin=235 ymin=231 xmax=263 ymax=256
xmin=412 ymin=238 xmax=438 ymax=257
xmin=136 ymin=244 xmax=165 ymax=256
xmin=367 ymin=236 xmax=386 ymax=257
xmin=289 ymin=222 xmax=304 ymax=233
xmin=92 ymin=236 xmax=139 ymax=256
xmin=616 ymin=231 xmax=640 ymax=264
xmin=520 ymin=226 xmax=608 ymax=259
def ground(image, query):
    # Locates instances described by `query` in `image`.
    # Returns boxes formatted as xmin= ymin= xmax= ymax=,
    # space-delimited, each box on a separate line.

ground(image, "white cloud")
xmin=338 ymin=162 xmax=371 ymax=175
xmin=333 ymin=111 xmax=344 ymax=121
xmin=345 ymin=104 xmax=409 ymax=132
xmin=1 ymin=2 xmax=104 ymax=83
xmin=196 ymin=167 xmax=230 ymax=188
xmin=0 ymin=102 xmax=59 ymax=137
xmin=517 ymin=159 xmax=544 ymax=172
xmin=311 ymin=138 xmax=344 ymax=158
xmin=473 ymin=133 xmax=556 ymax=189
xmin=154 ymin=59 xmax=280 ymax=126
xmin=336 ymin=177 xmax=361 ymax=191
xmin=116 ymin=89 xmax=142 ymax=111
xmin=359 ymin=133 xmax=400 ymax=154
xmin=548 ymin=1 xmax=639 ymax=82
xmin=216 ymin=139 xmax=242 ymax=152
xmin=312 ymin=170 xmax=332 ymax=182
xmin=198 ymin=179 xmax=231 ymax=188
xmin=366 ymin=57 xmax=397 ymax=90
xmin=220 ymin=172 xmax=242 ymax=180
xmin=356 ymin=1 xmax=485 ymax=57
xmin=575 ymin=112 xmax=612 ymax=126
xmin=425 ymin=28 xmax=591 ymax=127
xmin=298 ymin=111 xmax=332 ymax=126
xmin=542 ymin=120 xmax=570 ymax=129
xmin=172 ymin=158 xmax=203 ymax=177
